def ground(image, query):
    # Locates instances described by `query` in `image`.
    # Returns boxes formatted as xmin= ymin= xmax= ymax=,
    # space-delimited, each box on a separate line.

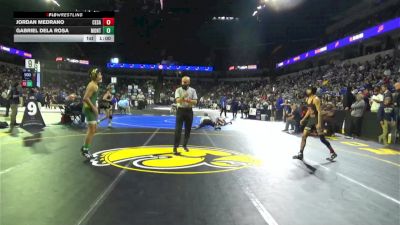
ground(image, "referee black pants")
xmin=174 ymin=108 xmax=193 ymax=148
xmin=220 ymin=106 xmax=227 ymax=117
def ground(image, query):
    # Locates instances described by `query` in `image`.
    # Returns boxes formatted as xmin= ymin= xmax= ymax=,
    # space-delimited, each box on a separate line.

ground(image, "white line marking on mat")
xmin=203 ymin=130 xmax=279 ymax=225
xmin=308 ymin=159 xmax=400 ymax=205
xmin=76 ymin=128 xmax=160 ymax=225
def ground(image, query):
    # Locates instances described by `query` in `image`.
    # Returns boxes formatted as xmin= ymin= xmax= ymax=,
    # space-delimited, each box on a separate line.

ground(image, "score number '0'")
xmin=105 ymin=20 xmax=112 ymax=25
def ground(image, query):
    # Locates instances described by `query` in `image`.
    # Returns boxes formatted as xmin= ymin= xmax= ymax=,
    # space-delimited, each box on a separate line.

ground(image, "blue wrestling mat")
xmin=97 ymin=114 xmax=202 ymax=129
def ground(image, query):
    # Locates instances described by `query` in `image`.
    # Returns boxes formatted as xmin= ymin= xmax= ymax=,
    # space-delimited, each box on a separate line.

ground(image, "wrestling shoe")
xmin=183 ymin=146 xmax=190 ymax=152
xmin=292 ymin=152 xmax=303 ymax=160
xmin=81 ymin=147 xmax=93 ymax=159
xmin=326 ymin=152 xmax=337 ymax=161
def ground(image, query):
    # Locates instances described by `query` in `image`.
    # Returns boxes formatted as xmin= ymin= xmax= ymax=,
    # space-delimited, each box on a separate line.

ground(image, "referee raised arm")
xmin=173 ymin=76 xmax=198 ymax=155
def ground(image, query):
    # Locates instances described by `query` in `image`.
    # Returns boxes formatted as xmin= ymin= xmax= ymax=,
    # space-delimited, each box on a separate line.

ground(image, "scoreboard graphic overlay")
xmin=14 ymin=12 xmax=115 ymax=43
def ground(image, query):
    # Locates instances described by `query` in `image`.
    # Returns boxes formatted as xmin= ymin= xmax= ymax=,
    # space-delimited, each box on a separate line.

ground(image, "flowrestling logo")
xmin=91 ymin=145 xmax=261 ymax=174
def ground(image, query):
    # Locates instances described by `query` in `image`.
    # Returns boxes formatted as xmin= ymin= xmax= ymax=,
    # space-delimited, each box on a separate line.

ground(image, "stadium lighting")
xmin=261 ymin=0 xmax=305 ymax=11
xmin=107 ymin=63 xmax=213 ymax=72
xmin=257 ymin=6 xmax=262 ymax=10
xmin=45 ymin=0 xmax=61 ymax=7
xmin=111 ymin=57 xmax=119 ymax=63
xmin=0 ymin=44 xmax=32 ymax=58
xmin=276 ymin=17 xmax=400 ymax=68
xmin=52 ymin=0 xmax=61 ymax=7
xmin=212 ymin=16 xmax=239 ymax=21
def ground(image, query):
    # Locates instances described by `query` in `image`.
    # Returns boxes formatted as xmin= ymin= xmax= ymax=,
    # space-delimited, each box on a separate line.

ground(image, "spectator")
xmin=378 ymin=97 xmax=396 ymax=145
xmin=370 ymin=87 xmax=383 ymax=113
xmin=343 ymin=86 xmax=356 ymax=111
xmin=276 ymin=95 xmax=284 ymax=121
xmin=219 ymin=95 xmax=227 ymax=117
xmin=231 ymin=97 xmax=239 ymax=120
xmin=321 ymin=102 xmax=336 ymax=136
xmin=346 ymin=93 xmax=366 ymax=139
xmin=4 ymin=81 xmax=11 ymax=117
xmin=282 ymin=104 xmax=301 ymax=133
xmin=45 ymin=93 xmax=51 ymax=109
xmin=282 ymin=99 xmax=292 ymax=122
xmin=362 ymin=89 xmax=371 ymax=112
xmin=137 ymin=92 xmax=146 ymax=110
xmin=394 ymin=83 xmax=400 ymax=108
xmin=270 ymin=102 xmax=276 ymax=121
xmin=199 ymin=96 xmax=204 ymax=109
xmin=381 ymin=84 xmax=392 ymax=103
xmin=394 ymin=82 xmax=400 ymax=142
xmin=7 ymin=81 xmax=21 ymax=133
xmin=241 ymin=102 xmax=249 ymax=119
xmin=1 ymin=89 xmax=7 ymax=107
xmin=343 ymin=86 xmax=356 ymax=135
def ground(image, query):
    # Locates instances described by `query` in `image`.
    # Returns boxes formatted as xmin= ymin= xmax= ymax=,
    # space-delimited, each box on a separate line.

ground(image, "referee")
xmin=173 ymin=76 xmax=198 ymax=155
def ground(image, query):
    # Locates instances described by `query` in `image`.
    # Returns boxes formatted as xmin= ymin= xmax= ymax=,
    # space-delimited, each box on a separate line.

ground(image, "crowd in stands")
xmin=1 ymin=51 xmax=399 ymax=144
xmin=1 ymin=52 xmax=398 ymax=111
xmin=0 ymin=64 xmax=22 ymax=111
xmin=199 ymin=54 xmax=399 ymax=114
xmin=0 ymin=64 xmax=157 ymax=112
xmin=196 ymin=53 xmax=399 ymax=145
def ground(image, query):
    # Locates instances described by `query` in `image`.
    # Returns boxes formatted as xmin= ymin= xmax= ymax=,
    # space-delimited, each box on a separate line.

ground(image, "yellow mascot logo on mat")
xmin=91 ymin=145 xmax=261 ymax=174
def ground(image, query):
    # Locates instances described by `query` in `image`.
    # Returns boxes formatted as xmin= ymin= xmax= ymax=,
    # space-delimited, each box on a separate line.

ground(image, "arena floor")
xmin=0 ymin=110 xmax=399 ymax=225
